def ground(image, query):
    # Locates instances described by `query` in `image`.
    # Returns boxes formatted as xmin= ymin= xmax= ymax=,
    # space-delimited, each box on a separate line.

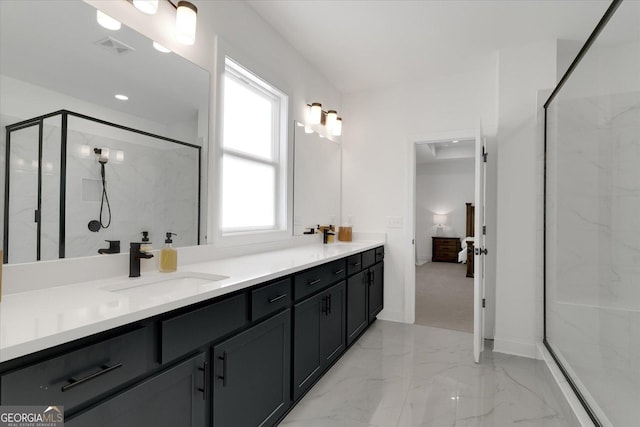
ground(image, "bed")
xmin=457 ymin=202 xmax=475 ymax=278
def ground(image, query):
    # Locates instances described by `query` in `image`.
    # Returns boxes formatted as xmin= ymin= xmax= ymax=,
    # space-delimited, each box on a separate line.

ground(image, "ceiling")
xmin=416 ymin=139 xmax=475 ymax=164
xmin=248 ymin=0 xmax=617 ymax=94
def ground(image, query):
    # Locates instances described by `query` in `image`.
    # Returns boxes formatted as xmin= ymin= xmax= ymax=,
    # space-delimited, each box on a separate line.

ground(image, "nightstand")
xmin=432 ymin=237 xmax=461 ymax=263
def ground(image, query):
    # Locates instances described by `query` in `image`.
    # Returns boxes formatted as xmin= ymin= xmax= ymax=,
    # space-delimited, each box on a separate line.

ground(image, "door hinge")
xmin=482 ymin=146 xmax=487 ymax=163
xmin=412 ymin=239 xmax=414 ymax=245
xmin=34 ymin=209 xmax=40 ymax=223
xmin=474 ymin=247 xmax=488 ymax=256
xmin=482 ymin=298 xmax=486 ymax=308
xmin=482 ymin=225 xmax=486 ymax=235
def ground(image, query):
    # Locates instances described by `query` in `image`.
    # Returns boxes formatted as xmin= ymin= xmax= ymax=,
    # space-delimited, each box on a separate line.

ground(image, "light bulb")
xmin=133 ymin=0 xmax=158 ymax=14
xmin=96 ymin=10 xmax=121 ymax=31
xmin=176 ymin=1 xmax=198 ymax=45
xmin=309 ymin=103 xmax=322 ymax=125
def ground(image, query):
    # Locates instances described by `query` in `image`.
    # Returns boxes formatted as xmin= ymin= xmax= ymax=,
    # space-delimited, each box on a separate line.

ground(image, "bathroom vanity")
xmin=0 ymin=242 xmax=384 ymax=426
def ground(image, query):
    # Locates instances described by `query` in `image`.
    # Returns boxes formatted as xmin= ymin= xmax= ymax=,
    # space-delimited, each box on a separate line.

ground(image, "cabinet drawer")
xmin=294 ymin=259 xmax=346 ymax=301
xmin=251 ymin=278 xmax=291 ymax=321
xmin=362 ymin=249 xmax=376 ymax=268
xmin=1 ymin=327 xmax=153 ymax=412
xmin=346 ymin=253 xmax=362 ymax=276
xmin=375 ymin=247 xmax=384 ymax=263
xmin=161 ymin=294 xmax=247 ymax=364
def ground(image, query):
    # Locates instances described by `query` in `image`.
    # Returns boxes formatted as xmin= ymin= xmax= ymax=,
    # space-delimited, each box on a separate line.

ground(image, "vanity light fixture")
xmin=153 ymin=41 xmax=171 ymax=53
xmin=115 ymin=94 xmax=129 ymax=101
xmin=133 ymin=0 xmax=159 ymax=15
xmin=307 ymin=103 xmax=344 ymax=136
xmin=96 ymin=10 xmax=121 ymax=31
xmin=175 ymin=1 xmax=198 ymax=45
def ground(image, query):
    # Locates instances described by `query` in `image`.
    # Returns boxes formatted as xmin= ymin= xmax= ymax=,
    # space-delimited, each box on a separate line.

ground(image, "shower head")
xmin=94 ymin=147 xmax=109 ymax=164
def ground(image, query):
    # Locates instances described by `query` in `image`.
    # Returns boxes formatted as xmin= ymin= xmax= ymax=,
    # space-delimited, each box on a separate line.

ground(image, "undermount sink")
xmin=102 ymin=272 xmax=229 ymax=295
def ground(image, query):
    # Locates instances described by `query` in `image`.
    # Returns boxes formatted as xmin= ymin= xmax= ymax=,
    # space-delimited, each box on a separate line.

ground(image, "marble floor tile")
xmin=281 ymin=321 xmax=576 ymax=427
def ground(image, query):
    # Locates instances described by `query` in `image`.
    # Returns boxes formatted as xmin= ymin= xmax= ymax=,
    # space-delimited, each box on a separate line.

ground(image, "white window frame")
xmin=210 ymin=51 xmax=291 ymax=246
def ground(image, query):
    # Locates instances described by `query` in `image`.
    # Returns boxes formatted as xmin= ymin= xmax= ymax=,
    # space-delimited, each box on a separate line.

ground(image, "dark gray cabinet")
xmin=66 ymin=352 xmax=206 ymax=427
xmin=346 ymin=271 xmax=368 ymax=345
xmin=293 ymin=281 xmax=346 ymax=401
xmin=368 ymin=262 xmax=383 ymax=323
xmin=212 ymin=309 xmax=291 ymax=427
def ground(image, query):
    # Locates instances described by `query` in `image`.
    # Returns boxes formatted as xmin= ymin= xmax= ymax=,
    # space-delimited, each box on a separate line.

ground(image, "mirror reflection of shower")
xmin=87 ymin=148 xmax=111 ymax=232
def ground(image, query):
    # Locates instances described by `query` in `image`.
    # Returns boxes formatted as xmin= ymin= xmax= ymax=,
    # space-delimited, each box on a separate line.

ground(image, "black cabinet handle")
xmin=328 ymin=294 xmax=332 ymax=314
xmin=61 ymin=363 xmax=122 ymax=392
xmin=268 ymin=294 xmax=287 ymax=303
xmin=353 ymin=262 xmax=361 ymax=267
xmin=321 ymin=296 xmax=328 ymax=315
xmin=333 ymin=269 xmax=344 ymax=275
xmin=218 ymin=352 xmax=227 ymax=387
xmin=308 ymin=278 xmax=322 ymax=286
xmin=369 ymin=271 xmax=374 ymax=286
xmin=197 ymin=362 xmax=208 ymax=400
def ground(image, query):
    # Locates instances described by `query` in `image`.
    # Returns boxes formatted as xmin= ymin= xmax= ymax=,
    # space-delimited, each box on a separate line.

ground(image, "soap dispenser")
xmin=159 ymin=232 xmax=178 ymax=273
xmin=140 ymin=231 xmax=152 ymax=253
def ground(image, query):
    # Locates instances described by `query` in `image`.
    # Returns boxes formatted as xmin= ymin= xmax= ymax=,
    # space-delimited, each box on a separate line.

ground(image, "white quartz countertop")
xmin=0 ymin=240 xmax=383 ymax=363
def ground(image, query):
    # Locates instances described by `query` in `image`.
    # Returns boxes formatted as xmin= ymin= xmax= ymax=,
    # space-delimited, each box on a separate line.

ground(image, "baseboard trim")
xmin=376 ymin=310 xmax=405 ymax=323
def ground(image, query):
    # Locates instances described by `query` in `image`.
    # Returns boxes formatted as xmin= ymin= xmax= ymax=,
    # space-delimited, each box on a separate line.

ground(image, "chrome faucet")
xmin=129 ymin=242 xmax=154 ymax=278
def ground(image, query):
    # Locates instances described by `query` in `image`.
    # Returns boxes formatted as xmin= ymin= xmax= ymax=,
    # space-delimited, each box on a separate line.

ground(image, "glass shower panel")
xmin=545 ymin=1 xmax=640 ymax=425
xmin=40 ymin=117 xmax=61 ymax=261
xmin=7 ymin=123 xmax=39 ymax=264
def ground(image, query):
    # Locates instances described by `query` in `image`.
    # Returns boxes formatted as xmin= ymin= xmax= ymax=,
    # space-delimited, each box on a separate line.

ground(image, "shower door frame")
xmin=3 ymin=109 xmax=202 ymax=264
xmin=542 ymin=1 xmax=624 ymax=426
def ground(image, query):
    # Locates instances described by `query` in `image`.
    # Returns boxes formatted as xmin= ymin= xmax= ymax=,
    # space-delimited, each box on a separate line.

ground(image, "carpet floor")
xmin=415 ymin=262 xmax=474 ymax=333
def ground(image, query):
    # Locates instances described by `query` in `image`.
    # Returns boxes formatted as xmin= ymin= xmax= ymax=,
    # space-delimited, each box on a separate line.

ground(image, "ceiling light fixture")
xmin=115 ymin=94 xmax=129 ymax=101
xmin=96 ymin=10 xmax=121 ymax=31
xmin=175 ymin=1 xmax=198 ymax=45
xmin=307 ymin=103 xmax=344 ymax=137
xmin=452 ymin=140 xmax=459 ymax=143
xmin=133 ymin=0 xmax=159 ymax=14
xmin=153 ymin=41 xmax=171 ymax=53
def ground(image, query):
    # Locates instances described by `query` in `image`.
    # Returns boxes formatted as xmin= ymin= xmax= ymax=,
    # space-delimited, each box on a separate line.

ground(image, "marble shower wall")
xmin=545 ymin=17 xmax=640 ymax=424
xmin=2 ymin=113 xmax=199 ymax=263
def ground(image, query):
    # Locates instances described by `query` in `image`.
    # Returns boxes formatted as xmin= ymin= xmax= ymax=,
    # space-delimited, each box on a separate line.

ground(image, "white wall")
xmin=342 ymin=54 xmax=498 ymax=326
xmin=493 ymin=40 xmax=557 ymax=358
xmin=415 ymin=159 xmax=475 ymax=264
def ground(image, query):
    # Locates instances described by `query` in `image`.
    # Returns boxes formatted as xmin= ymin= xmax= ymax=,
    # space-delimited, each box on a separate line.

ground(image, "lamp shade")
xmin=326 ymin=110 xmax=338 ymax=129
xmin=176 ymin=1 xmax=198 ymax=45
xmin=332 ymin=117 xmax=343 ymax=136
xmin=309 ymin=103 xmax=322 ymax=124
xmin=433 ymin=214 xmax=447 ymax=225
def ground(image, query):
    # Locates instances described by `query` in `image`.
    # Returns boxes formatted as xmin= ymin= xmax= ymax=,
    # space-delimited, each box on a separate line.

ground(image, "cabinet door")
xmin=319 ymin=281 xmax=346 ymax=369
xmin=66 ymin=353 xmax=206 ymax=427
xmin=346 ymin=270 xmax=368 ymax=346
xmin=292 ymin=292 xmax=322 ymax=401
xmin=368 ymin=263 xmax=384 ymax=323
xmin=213 ymin=309 xmax=291 ymax=427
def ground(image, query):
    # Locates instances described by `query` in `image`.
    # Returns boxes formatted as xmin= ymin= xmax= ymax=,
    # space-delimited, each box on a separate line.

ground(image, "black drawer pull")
xmin=308 ymin=279 xmax=322 ymax=286
xmin=268 ymin=294 xmax=287 ymax=303
xmin=61 ymin=363 xmax=123 ymax=392
xmin=218 ymin=352 xmax=227 ymax=387
xmin=333 ymin=269 xmax=345 ymax=275
xmin=353 ymin=262 xmax=361 ymax=267
xmin=197 ymin=362 xmax=208 ymax=400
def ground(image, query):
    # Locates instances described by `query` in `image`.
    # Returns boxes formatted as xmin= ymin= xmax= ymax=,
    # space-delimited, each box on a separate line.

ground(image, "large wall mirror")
xmin=0 ymin=1 xmax=209 ymax=263
xmin=293 ymin=122 xmax=341 ymax=235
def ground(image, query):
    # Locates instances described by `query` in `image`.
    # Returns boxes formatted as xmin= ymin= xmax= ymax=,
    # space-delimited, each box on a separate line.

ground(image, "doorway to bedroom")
xmin=414 ymin=139 xmax=476 ymax=333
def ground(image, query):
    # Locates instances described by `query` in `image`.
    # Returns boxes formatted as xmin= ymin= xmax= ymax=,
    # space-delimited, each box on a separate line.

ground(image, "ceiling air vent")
xmin=95 ymin=37 xmax=135 ymax=55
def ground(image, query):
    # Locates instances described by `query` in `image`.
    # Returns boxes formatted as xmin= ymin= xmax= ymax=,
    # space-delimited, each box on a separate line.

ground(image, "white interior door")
xmin=473 ymin=123 xmax=486 ymax=363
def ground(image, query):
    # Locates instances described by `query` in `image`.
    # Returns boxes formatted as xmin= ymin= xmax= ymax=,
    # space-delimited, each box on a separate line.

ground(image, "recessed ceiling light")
xmin=96 ymin=10 xmax=121 ymax=31
xmin=153 ymin=41 xmax=171 ymax=53
xmin=452 ymin=140 xmax=459 ymax=143
xmin=115 ymin=94 xmax=129 ymax=101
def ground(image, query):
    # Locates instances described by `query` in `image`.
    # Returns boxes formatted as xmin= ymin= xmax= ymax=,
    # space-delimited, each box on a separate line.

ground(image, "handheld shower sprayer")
xmin=88 ymin=147 xmax=112 ymax=232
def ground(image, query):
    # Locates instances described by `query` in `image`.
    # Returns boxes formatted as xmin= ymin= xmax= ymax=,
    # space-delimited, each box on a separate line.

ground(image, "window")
xmin=220 ymin=58 xmax=288 ymax=234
